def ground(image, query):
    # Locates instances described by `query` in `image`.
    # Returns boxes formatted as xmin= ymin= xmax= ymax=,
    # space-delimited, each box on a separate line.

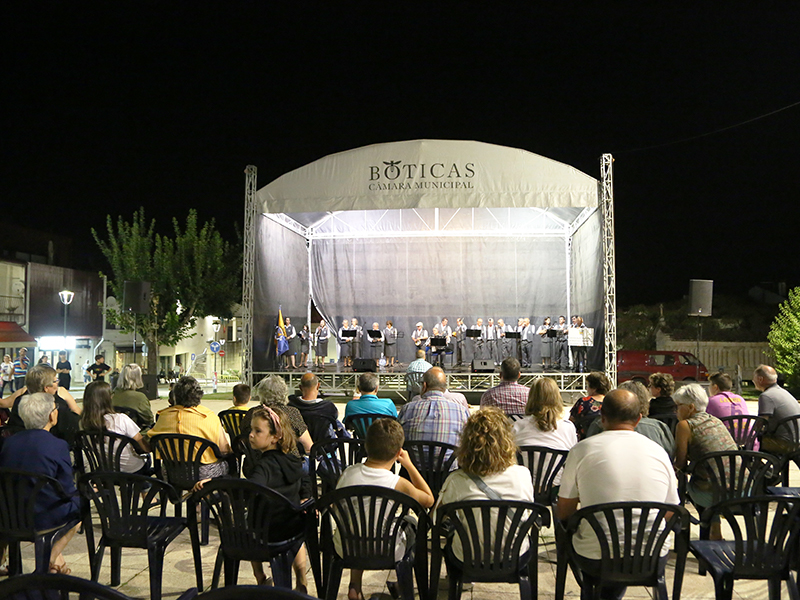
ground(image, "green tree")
xmin=768 ymin=287 xmax=800 ymax=387
xmin=93 ymin=208 xmax=241 ymax=374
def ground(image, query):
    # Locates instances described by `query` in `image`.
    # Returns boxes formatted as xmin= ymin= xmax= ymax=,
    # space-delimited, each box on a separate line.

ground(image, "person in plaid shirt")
xmin=479 ymin=357 xmax=530 ymax=415
xmin=397 ymin=367 xmax=470 ymax=449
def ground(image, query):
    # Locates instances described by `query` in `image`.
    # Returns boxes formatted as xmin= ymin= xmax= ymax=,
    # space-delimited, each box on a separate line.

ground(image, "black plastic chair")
xmin=555 ymin=501 xmax=690 ymax=600
xmin=402 ymin=440 xmax=457 ymax=500
xmin=718 ymin=415 xmax=767 ymax=451
xmin=191 ymin=478 xmax=316 ymax=591
xmin=309 ymin=437 xmax=366 ymax=500
xmin=763 ymin=414 xmax=800 ymax=484
xmin=690 ymin=496 xmax=800 ymax=600
xmin=233 ymin=432 xmax=261 ymax=478
xmin=649 ymin=412 xmax=679 ymax=437
xmin=682 ymin=450 xmax=780 ymax=542
xmin=405 ymin=371 xmax=424 ymax=400
xmin=76 ymin=430 xmax=150 ymax=474
xmin=176 ymin=585 xmax=318 ymax=600
xmin=0 ymin=467 xmax=83 ymax=575
xmin=343 ymin=413 xmax=396 ymax=439
xmin=298 ymin=412 xmax=343 ymax=444
xmin=114 ymin=405 xmax=152 ymax=431
xmin=516 ymin=445 xmax=570 ymax=506
xmin=150 ymin=433 xmax=238 ymax=545
xmin=218 ymin=409 xmax=245 ymax=439
xmin=432 ymin=499 xmax=551 ymax=600
xmin=312 ymin=485 xmax=428 ymax=600
xmin=0 ymin=572 xmax=136 ymax=599
xmin=507 ymin=413 xmax=526 ymax=423
xmin=79 ymin=471 xmax=185 ymax=600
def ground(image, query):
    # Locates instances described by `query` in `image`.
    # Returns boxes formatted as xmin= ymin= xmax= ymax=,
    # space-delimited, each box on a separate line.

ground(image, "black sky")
xmin=3 ymin=4 xmax=799 ymax=306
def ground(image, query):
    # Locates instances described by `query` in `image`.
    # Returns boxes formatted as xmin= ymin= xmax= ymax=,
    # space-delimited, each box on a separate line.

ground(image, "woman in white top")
xmin=437 ymin=407 xmax=534 ymax=560
xmin=0 ymin=354 xmax=14 ymax=398
xmin=80 ymin=381 xmax=150 ymax=474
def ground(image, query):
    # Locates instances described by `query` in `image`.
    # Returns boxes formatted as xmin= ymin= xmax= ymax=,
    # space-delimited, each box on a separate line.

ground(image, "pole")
xmin=213 ymin=328 xmax=218 ymax=394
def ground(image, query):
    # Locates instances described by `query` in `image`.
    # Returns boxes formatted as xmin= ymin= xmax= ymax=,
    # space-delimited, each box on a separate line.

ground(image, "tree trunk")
xmin=145 ymin=330 xmax=159 ymax=375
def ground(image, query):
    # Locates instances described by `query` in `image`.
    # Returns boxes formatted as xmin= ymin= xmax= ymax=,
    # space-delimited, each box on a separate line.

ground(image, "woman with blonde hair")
xmin=111 ymin=363 xmax=154 ymax=431
xmin=513 ymin=377 xmax=578 ymax=451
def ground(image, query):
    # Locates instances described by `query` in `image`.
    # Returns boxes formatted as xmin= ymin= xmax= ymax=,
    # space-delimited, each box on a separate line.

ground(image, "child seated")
xmin=226 ymin=383 xmax=251 ymax=411
xmin=335 ymin=418 xmax=433 ymax=600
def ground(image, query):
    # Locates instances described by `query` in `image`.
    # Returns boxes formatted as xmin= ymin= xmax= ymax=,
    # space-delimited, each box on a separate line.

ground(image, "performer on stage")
xmin=486 ymin=317 xmax=497 ymax=364
xmin=497 ymin=318 xmax=510 ymax=361
xmin=339 ymin=319 xmax=353 ymax=368
xmin=520 ymin=317 xmax=533 ymax=368
xmin=383 ymin=320 xmax=398 ymax=367
xmin=453 ymin=317 xmax=467 ymax=366
xmin=300 ymin=323 xmax=310 ymax=368
xmin=473 ymin=318 xmax=486 ymax=360
xmin=428 ymin=326 xmax=451 ymax=368
xmin=571 ymin=316 xmax=588 ymax=373
xmin=554 ymin=315 xmax=570 ymax=370
xmin=538 ymin=317 xmax=553 ymax=369
xmin=284 ymin=317 xmax=299 ymax=369
xmin=411 ymin=322 xmax=428 ymax=351
xmin=437 ymin=317 xmax=452 ymax=338
xmin=314 ymin=319 xmax=330 ymax=368
xmin=368 ymin=322 xmax=384 ymax=360
xmin=351 ymin=317 xmax=363 ymax=361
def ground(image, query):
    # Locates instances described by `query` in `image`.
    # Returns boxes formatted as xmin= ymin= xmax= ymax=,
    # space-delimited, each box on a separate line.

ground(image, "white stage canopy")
xmin=246 ymin=140 xmax=613 ymax=374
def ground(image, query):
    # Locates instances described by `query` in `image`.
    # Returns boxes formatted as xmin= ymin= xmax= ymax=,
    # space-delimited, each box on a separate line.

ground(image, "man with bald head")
xmin=397 ymin=366 xmax=470 ymax=448
xmin=754 ymin=364 xmax=800 ymax=453
xmin=288 ymin=372 xmax=341 ymax=442
xmin=557 ymin=389 xmax=679 ymax=598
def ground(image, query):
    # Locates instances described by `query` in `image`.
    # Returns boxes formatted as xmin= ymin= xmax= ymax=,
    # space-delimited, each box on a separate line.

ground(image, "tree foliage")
xmin=768 ymin=287 xmax=800 ymax=387
xmin=93 ymin=208 xmax=241 ymax=372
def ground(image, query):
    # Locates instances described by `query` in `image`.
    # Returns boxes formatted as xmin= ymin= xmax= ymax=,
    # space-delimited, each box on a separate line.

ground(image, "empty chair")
xmin=403 ymin=440 xmax=457 ymax=500
xmin=218 ymin=409 xmax=246 ymax=439
xmin=718 ymin=415 xmax=767 ymax=451
xmin=690 ymin=496 xmax=800 ymax=600
xmin=555 ymin=501 xmax=690 ymax=600
xmin=0 ymin=573 xmax=137 ymax=600
xmin=79 ymin=471 xmax=186 ymax=600
xmin=405 ymin=371 xmax=425 ymax=400
xmin=191 ymin=478 xmax=315 ymax=591
xmin=432 ymin=499 xmax=551 ymax=600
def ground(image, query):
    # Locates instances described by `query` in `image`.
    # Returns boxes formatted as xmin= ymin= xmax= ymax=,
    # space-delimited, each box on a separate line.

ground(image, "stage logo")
xmin=368 ymin=160 xmax=475 ymax=191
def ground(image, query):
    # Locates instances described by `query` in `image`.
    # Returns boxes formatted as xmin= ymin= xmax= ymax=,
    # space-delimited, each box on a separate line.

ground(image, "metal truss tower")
xmin=242 ymin=165 xmax=258 ymax=386
xmin=600 ymin=154 xmax=617 ymax=386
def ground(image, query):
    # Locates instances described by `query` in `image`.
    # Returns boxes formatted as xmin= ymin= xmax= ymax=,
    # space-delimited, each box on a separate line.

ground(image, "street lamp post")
xmin=58 ymin=290 xmax=75 ymax=348
xmin=212 ymin=320 xmax=221 ymax=393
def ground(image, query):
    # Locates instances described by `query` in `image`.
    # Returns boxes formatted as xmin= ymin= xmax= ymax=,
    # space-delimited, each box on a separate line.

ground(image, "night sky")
xmin=4 ymin=5 xmax=799 ymax=306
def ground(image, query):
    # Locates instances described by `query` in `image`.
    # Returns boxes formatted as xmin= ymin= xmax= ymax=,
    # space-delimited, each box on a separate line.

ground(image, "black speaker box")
xmin=472 ymin=359 xmax=494 ymax=373
xmin=688 ymin=279 xmax=713 ymax=316
xmin=353 ymin=358 xmax=377 ymax=372
xmin=123 ymin=281 xmax=152 ymax=314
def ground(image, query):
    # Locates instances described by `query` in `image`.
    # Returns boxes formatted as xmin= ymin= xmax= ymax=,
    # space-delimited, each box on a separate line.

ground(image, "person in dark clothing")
xmin=288 ymin=372 xmax=342 ymax=443
xmin=55 ymin=352 xmax=72 ymax=390
xmin=87 ymin=355 xmax=111 ymax=382
xmin=648 ymin=372 xmax=677 ymax=417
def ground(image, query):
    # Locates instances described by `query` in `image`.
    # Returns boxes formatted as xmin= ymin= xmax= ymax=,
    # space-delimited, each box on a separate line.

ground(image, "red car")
xmin=616 ymin=350 xmax=708 ymax=384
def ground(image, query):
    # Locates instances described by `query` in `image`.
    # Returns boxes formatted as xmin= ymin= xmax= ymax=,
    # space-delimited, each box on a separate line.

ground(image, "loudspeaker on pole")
xmin=688 ymin=279 xmax=713 ymax=317
xmin=123 ymin=281 xmax=152 ymax=314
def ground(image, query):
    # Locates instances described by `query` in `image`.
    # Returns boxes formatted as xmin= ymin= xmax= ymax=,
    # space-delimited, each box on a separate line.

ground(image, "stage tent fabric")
xmin=253 ymin=139 xmax=603 ymax=372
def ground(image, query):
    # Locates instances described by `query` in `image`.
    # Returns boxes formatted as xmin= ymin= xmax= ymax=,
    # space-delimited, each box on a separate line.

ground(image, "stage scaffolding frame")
xmin=241 ymin=152 xmax=617 ymax=392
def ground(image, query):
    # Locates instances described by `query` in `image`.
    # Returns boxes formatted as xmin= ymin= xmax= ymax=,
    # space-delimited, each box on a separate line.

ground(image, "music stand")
xmin=466 ymin=329 xmax=482 ymax=338
xmin=367 ymin=330 xmax=383 ymax=340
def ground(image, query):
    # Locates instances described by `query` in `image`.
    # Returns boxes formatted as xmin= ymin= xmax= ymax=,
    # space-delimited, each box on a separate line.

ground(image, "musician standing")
xmin=284 ymin=317 xmax=298 ymax=369
xmin=520 ymin=317 xmax=533 ymax=368
xmin=554 ymin=315 xmax=570 ymax=370
xmin=496 ymin=318 xmax=509 ymax=362
xmin=537 ymin=317 xmax=553 ymax=369
xmin=473 ymin=318 xmax=485 ymax=360
xmin=314 ymin=319 xmax=330 ymax=369
xmin=339 ymin=319 xmax=353 ymax=368
xmin=368 ymin=322 xmax=384 ymax=360
xmin=411 ymin=322 xmax=429 ymax=352
xmin=453 ymin=317 xmax=467 ymax=366
xmin=383 ymin=320 xmax=398 ymax=367
xmin=486 ymin=317 xmax=497 ymax=364
xmin=351 ymin=317 xmax=363 ymax=361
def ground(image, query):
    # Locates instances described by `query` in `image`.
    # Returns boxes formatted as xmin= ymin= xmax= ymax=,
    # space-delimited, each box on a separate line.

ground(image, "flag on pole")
xmin=275 ymin=305 xmax=289 ymax=356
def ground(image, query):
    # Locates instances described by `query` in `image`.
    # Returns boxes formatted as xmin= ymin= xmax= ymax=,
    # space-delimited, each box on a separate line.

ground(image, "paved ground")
xmin=2 ymin=388 xmax=790 ymax=599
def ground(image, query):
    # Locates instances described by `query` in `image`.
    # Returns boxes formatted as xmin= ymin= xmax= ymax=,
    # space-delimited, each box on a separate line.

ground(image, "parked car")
xmin=617 ymin=350 xmax=708 ymax=383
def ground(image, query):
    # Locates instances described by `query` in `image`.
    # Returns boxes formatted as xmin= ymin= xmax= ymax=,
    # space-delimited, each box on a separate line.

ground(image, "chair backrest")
xmin=114 ymin=405 xmax=150 ymax=430
xmin=0 ymin=467 xmax=72 ymax=538
xmin=194 ymin=478 xmax=310 ymax=562
xmin=316 ymin=485 xmax=428 ymax=570
xmin=405 ymin=371 xmax=424 ymax=397
xmin=218 ymin=409 xmax=245 ymax=439
xmin=685 ymin=450 xmax=780 ymax=505
xmin=507 ymin=413 xmax=526 ymax=423
xmin=76 ymin=430 xmax=146 ymax=473
xmin=0 ymin=573 xmax=136 ymax=599
xmin=78 ymin=472 xmax=179 ymax=546
xmin=565 ymin=501 xmax=690 ymax=584
xmin=182 ymin=584 xmax=316 ymax=600
xmin=434 ymin=499 xmax=550 ymax=579
xmin=516 ymin=445 xmax=570 ymax=505
xmin=649 ymin=413 xmax=679 ymax=436
xmin=343 ymin=413 xmax=396 ymax=439
xmin=769 ymin=413 xmax=800 ymax=445
xmin=718 ymin=415 xmax=767 ymax=451
xmin=150 ymin=433 xmax=225 ymax=491
xmin=299 ymin=411 xmax=342 ymax=444
xmin=309 ymin=438 xmax=366 ymax=499
xmin=234 ymin=432 xmax=262 ymax=478
xmin=700 ymin=495 xmax=800 ymax=577
xmin=403 ymin=440 xmax=457 ymax=499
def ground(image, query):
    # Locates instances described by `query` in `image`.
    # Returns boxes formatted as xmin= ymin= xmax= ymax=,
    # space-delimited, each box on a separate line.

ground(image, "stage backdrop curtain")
xmin=253 ymin=217 xmax=309 ymax=372
xmin=571 ymin=210 xmax=605 ymax=368
xmin=310 ymin=235 xmax=568 ymax=363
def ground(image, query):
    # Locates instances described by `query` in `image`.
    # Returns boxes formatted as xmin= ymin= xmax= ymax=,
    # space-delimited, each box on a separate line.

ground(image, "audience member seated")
xmin=344 ymin=372 xmax=398 ymax=420
xmin=406 ymin=349 xmax=433 ymax=375
xmin=398 ymin=367 xmax=470 ymax=449
xmin=111 ymin=364 xmax=154 ymax=432
xmin=480 ymin=358 xmax=530 ymax=415
xmin=569 ymin=372 xmax=611 ymax=439
xmin=80 ymin=381 xmax=152 ymax=474
xmin=288 ymin=372 xmax=343 ymax=441
xmin=336 ymin=418 xmax=434 ymax=600
xmin=705 ymin=372 xmax=749 ymax=419
xmin=3 ymin=364 xmax=81 ymax=444
xmin=0 ymin=392 xmax=81 ymax=574
xmin=585 ymin=380 xmax=675 ymax=459
xmin=557 ymin=389 xmax=679 ymax=600
xmin=673 ymin=383 xmax=737 ymax=540
xmin=753 ymin=364 xmax=800 ymax=454
xmin=437 ymin=407 xmax=535 ymax=559
xmin=242 ymin=375 xmax=312 ymax=459
xmin=224 ymin=383 xmax=251 ymax=412
xmin=648 ymin=372 xmax=676 ymax=417
xmin=147 ymin=376 xmax=232 ymax=480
